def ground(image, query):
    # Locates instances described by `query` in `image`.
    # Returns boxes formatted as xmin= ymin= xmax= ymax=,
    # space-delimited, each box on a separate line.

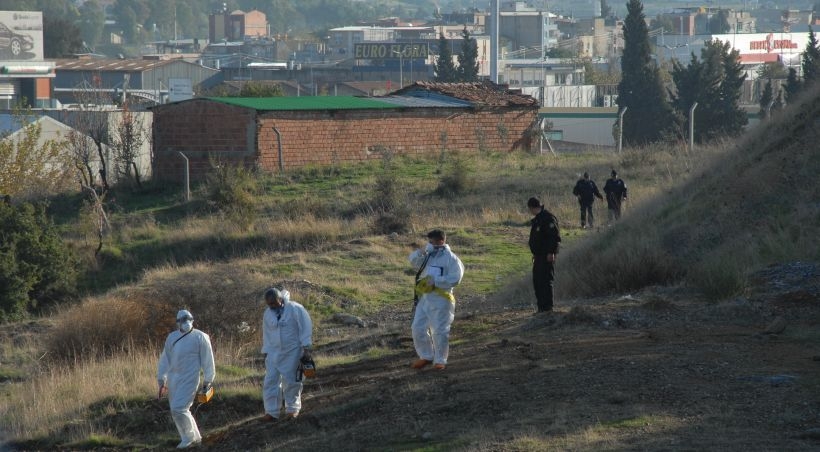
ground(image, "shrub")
xmin=202 ymin=159 xmax=258 ymax=230
xmin=435 ymin=153 xmax=475 ymax=197
xmin=687 ymin=255 xmax=748 ymax=301
xmin=0 ymin=201 xmax=77 ymax=321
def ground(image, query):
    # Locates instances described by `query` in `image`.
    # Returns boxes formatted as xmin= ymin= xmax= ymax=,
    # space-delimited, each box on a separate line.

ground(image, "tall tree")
xmin=43 ymin=16 xmax=83 ymax=58
xmin=801 ymin=27 xmax=820 ymax=88
xmin=617 ymin=0 xmax=674 ymax=146
xmin=758 ymin=79 xmax=773 ymax=119
xmin=670 ymin=39 xmax=746 ymax=143
xmin=78 ymin=0 xmax=105 ymax=49
xmin=708 ymin=10 xmax=731 ymax=34
xmin=756 ymin=61 xmax=788 ymax=80
xmin=783 ymin=67 xmax=802 ymax=103
xmin=434 ymin=32 xmax=458 ymax=82
xmin=457 ymin=27 xmax=479 ymax=82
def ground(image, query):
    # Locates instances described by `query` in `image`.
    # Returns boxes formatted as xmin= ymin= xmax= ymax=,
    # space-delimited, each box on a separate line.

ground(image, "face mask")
xmin=178 ymin=320 xmax=193 ymax=333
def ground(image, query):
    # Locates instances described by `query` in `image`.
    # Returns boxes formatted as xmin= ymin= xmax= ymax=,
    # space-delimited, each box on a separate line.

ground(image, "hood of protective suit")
xmin=177 ymin=309 xmax=194 ymax=332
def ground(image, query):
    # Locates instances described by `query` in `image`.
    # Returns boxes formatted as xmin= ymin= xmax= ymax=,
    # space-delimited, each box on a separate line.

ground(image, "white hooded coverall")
xmin=262 ymin=290 xmax=313 ymax=417
xmin=157 ymin=328 xmax=215 ymax=447
xmin=409 ymin=244 xmax=464 ymax=365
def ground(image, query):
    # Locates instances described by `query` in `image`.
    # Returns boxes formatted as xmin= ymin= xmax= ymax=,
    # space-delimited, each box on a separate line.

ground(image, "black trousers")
xmin=532 ymin=255 xmax=555 ymax=312
xmin=579 ymin=202 xmax=594 ymax=227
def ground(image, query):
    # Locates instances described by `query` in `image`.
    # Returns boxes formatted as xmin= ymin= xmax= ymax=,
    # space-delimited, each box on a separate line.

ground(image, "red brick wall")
xmin=257 ymin=107 xmax=537 ymax=172
xmin=153 ymin=100 xmax=258 ymax=181
xmin=153 ymin=99 xmax=537 ymax=181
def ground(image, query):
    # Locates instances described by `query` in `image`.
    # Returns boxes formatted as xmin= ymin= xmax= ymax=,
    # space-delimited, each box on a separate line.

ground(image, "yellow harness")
xmin=414 ymin=278 xmax=456 ymax=304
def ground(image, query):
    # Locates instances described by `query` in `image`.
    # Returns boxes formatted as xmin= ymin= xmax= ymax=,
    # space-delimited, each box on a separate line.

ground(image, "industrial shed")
xmin=152 ymin=81 xmax=539 ymax=182
xmin=52 ymin=58 xmax=221 ymax=105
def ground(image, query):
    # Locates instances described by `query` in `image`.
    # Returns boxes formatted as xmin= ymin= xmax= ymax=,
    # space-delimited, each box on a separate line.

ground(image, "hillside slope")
xmin=186 ymin=89 xmax=820 ymax=451
xmin=5 ymin=90 xmax=820 ymax=452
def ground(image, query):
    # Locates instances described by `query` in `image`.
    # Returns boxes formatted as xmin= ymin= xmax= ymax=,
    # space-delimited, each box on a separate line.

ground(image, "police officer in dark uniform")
xmin=572 ymin=172 xmax=603 ymax=229
xmin=527 ymin=197 xmax=561 ymax=313
xmin=603 ymin=169 xmax=628 ymax=222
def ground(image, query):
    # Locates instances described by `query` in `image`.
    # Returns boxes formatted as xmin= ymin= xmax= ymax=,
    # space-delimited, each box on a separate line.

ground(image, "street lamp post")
xmin=392 ymin=49 xmax=403 ymax=87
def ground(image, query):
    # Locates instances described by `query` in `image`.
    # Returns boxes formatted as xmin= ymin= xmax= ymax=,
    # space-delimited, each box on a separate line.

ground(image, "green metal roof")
xmin=207 ymin=96 xmax=398 ymax=111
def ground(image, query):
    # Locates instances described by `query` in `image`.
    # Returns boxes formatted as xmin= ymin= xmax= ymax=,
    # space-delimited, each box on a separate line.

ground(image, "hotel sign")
xmin=354 ymin=43 xmax=429 ymax=60
xmin=712 ymin=33 xmax=808 ymax=56
xmin=750 ymin=33 xmax=798 ymax=52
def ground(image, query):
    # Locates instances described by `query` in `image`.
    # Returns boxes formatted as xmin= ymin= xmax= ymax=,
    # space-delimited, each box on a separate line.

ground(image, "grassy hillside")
xmin=556 ymin=85 xmax=820 ymax=300
xmin=1 ymin=86 xmax=818 ymax=449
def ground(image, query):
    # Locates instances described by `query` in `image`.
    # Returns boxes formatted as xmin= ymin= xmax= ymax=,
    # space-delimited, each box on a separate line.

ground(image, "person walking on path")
xmin=260 ymin=287 xmax=313 ymax=422
xmin=572 ymin=172 xmax=603 ymax=229
xmin=527 ymin=197 xmax=561 ymax=313
xmin=157 ymin=309 xmax=215 ymax=449
xmin=408 ymin=229 xmax=464 ymax=371
xmin=603 ymin=169 xmax=628 ymax=222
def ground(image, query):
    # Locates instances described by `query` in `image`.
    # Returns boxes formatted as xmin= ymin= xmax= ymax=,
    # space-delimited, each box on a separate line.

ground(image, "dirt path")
xmin=196 ymin=282 xmax=820 ymax=451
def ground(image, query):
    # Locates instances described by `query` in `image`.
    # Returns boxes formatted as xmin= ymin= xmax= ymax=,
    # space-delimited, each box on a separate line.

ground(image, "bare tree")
xmin=71 ymin=80 xmax=114 ymax=193
xmin=110 ymin=103 xmax=147 ymax=189
xmin=81 ymin=184 xmax=110 ymax=257
xmin=65 ymin=128 xmax=97 ymax=189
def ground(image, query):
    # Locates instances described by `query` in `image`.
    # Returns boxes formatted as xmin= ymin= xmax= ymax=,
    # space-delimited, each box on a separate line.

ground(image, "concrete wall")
xmin=153 ymin=99 xmax=538 ymax=182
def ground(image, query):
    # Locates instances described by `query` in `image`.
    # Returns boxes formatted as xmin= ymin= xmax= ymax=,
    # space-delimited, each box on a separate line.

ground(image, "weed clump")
xmin=202 ymin=158 xmax=258 ymax=231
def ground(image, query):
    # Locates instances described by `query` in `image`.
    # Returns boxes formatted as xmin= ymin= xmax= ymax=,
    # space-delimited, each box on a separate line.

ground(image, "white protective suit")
xmin=157 ymin=315 xmax=216 ymax=448
xmin=409 ymin=244 xmax=464 ymax=365
xmin=261 ymin=290 xmax=313 ymax=417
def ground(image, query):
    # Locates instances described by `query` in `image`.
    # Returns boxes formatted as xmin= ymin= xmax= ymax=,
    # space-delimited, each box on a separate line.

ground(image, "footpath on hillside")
xmin=181 ymin=262 xmax=820 ymax=451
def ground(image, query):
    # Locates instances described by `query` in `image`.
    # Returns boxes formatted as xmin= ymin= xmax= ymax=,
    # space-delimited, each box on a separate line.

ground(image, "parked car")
xmin=0 ymin=22 xmax=34 ymax=58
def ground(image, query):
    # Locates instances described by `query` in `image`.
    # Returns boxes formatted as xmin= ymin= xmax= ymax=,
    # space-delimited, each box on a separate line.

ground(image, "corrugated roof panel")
xmin=208 ymin=96 xmax=399 ymax=111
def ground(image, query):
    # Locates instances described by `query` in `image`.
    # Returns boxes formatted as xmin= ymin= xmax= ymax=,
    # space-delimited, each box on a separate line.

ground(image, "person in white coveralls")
xmin=409 ymin=229 xmax=464 ymax=370
xmin=157 ymin=309 xmax=215 ymax=449
xmin=259 ymin=287 xmax=313 ymax=422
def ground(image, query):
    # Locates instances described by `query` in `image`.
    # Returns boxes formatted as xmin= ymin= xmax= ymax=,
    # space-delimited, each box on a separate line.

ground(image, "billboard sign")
xmin=354 ymin=43 xmax=430 ymax=60
xmin=0 ymin=11 xmax=43 ymax=61
xmin=168 ymin=78 xmax=193 ymax=102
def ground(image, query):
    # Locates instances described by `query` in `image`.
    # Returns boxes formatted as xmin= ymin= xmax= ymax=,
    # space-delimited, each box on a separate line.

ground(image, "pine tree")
xmin=457 ymin=27 xmax=479 ymax=82
xmin=715 ymin=39 xmax=748 ymax=137
xmin=434 ymin=32 xmax=458 ymax=82
xmin=783 ymin=67 xmax=802 ymax=103
xmin=801 ymin=27 xmax=820 ymax=87
xmin=616 ymin=0 xmax=674 ymax=146
xmin=670 ymin=39 xmax=747 ymax=142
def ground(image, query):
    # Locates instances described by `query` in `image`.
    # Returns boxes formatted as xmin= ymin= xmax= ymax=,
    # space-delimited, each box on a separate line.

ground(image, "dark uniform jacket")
xmin=603 ymin=178 xmax=627 ymax=208
xmin=572 ymin=179 xmax=603 ymax=205
xmin=529 ymin=208 xmax=561 ymax=256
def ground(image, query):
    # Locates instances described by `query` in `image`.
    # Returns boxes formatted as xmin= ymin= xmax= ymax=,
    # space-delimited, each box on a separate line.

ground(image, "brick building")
xmin=152 ymin=81 xmax=539 ymax=182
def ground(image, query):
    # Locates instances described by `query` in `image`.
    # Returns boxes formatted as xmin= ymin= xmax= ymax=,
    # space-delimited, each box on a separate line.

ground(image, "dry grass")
xmin=5 ymin=87 xmax=820 ymax=447
xmin=1 ymin=338 xmax=255 ymax=444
